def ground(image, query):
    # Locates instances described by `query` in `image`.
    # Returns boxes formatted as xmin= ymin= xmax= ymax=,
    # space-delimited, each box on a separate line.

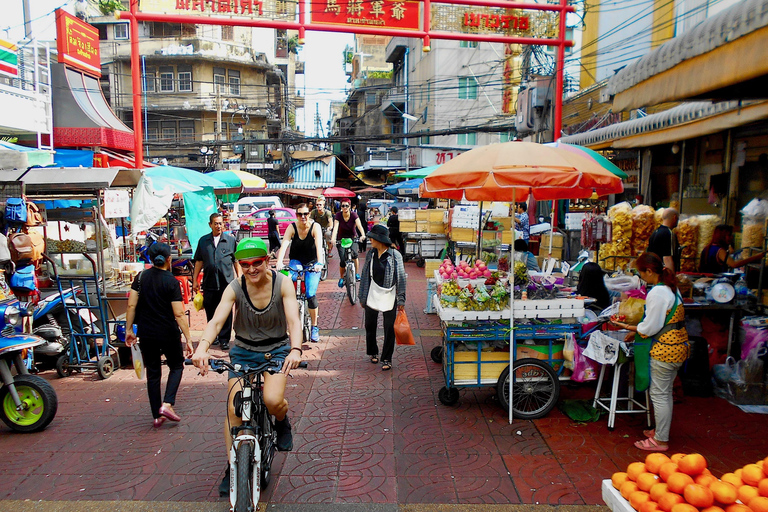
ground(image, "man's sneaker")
xmin=275 ymin=416 xmax=293 ymax=451
xmin=338 ymin=278 xmax=344 ymax=288
xmin=355 ymin=273 xmax=361 ymax=281
xmin=311 ymin=326 xmax=320 ymax=343
xmin=218 ymin=464 xmax=230 ymax=497
xmin=220 ymin=342 xmax=229 ymax=350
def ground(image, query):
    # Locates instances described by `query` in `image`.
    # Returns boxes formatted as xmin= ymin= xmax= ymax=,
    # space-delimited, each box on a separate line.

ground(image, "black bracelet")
xmin=290 ymin=347 xmax=303 ymax=355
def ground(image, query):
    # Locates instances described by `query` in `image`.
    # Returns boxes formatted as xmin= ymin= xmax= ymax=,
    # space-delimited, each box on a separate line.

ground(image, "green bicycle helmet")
xmin=235 ymin=237 xmax=268 ymax=260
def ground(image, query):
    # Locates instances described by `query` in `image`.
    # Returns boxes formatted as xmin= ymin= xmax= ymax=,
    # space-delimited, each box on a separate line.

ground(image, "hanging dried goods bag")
xmin=4 ymin=197 xmax=27 ymax=224
xmin=8 ymin=231 xmax=44 ymax=265
xmin=25 ymin=201 xmax=43 ymax=227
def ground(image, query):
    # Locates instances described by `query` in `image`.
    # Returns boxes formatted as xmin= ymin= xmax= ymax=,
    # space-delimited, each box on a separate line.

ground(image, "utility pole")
xmin=314 ymin=103 xmax=324 ymax=139
xmin=216 ymin=83 xmax=222 ymax=170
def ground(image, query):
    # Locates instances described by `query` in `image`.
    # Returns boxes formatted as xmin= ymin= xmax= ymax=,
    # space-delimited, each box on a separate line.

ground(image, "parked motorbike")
xmin=0 ymin=301 xmax=58 ymax=432
xmin=137 ymin=230 xmax=194 ymax=277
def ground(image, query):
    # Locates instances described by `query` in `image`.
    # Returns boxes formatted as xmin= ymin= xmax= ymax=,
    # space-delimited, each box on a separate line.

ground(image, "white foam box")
xmin=602 ymin=480 xmax=634 ymax=512
xmin=399 ymin=209 xmax=416 ymax=220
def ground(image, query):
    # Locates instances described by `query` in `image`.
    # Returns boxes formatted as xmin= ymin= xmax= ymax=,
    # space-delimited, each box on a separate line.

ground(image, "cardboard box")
xmin=451 ymin=227 xmax=476 ymax=242
xmin=501 ymin=231 xmax=513 ymax=244
xmin=415 ymin=209 xmax=429 ymax=221
xmin=429 ymin=209 xmax=447 ymax=222
xmin=494 ymin=216 xmax=512 ymax=230
xmin=400 ymin=220 xmax=417 ymax=233
xmin=427 ymin=222 xmax=445 ymax=234
xmin=416 ymin=221 xmax=428 ymax=233
xmin=539 ymin=247 xmax=563 ymax=260
xmin=424 ymin=260 xmax=442 ymax=276
xmin=541 ymin=232 xmax=564 ymax=249
xmin=453 ymin=351 xmax=508 ymax=383
xmin=482 ymin=230 xmax=498 ymax=241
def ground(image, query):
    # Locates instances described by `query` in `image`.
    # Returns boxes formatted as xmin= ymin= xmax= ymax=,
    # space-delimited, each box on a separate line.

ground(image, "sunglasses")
xmin=341 ymin=204 xmax=350 ymax=208
xmin=297 ymin=212 xmax=309 ymax=217
xmin=239 ymin=257 xmax=269 ymax=269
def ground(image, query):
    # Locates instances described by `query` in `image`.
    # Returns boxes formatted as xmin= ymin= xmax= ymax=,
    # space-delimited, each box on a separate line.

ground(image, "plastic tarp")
xmin=130 ymin=175 xmax=178 ymax=240
xmin=53 ymin=149 xmax=94 ymax=167
xmin=182 ymin=189 xmax=218 ymax=255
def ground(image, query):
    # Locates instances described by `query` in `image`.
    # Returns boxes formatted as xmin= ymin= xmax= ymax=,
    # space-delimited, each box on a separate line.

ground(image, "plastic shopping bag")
xmin=131 ymin=342 xmax=145 ymax=380
xmin=572 ymin=341 xmax=599 ymax=382
xmin=193 ymin=292 xmax=204 ymax=312
xmin=394 ymin=309 xmax=415 ymax=345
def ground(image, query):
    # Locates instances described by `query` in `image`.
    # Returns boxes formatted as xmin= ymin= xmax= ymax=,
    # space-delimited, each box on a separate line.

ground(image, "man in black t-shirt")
xmin=647 ymin=207 xmax=680 ymax=271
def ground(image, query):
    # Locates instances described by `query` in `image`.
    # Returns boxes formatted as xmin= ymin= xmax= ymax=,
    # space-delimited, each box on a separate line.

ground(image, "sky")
xmin=3 ymin=0 xmax=352 ymax=138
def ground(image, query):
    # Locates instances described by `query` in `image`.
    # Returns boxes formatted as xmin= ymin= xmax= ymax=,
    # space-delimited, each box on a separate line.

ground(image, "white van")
xmin=234 ymin=196 xmax=283 ymax=219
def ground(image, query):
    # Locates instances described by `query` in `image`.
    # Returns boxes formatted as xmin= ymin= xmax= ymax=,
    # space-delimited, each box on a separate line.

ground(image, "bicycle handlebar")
xmin=185 ymin=358 xmax=308 ymax=375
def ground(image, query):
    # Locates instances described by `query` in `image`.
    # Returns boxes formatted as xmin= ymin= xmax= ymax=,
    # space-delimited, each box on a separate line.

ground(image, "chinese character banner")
xmin=311 ymin=0 xmax=421 ymax=31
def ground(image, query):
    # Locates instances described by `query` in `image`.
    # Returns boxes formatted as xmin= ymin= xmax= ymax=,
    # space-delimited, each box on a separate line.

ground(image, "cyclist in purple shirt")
xmin=330 ymin=198 xmax=367 ymax=288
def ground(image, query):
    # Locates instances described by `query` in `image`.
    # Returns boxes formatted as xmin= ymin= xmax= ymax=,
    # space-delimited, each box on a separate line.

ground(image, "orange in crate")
xmin=724 ymin=504 xmax=752 ymax=512
xmin=709 ymin=480 xmax=738 ymax=505
xmin=738 ymin=484 xmax=759 ymax=505
xmin=671 ymin=454 xmax=687 ymax=463
xmin=628 ymin=462 xmax=649 ymax=481
xmin=660 ymin=462 xmax=680 ymax=482
xmin=613 ymin=472 xmax=629 ymax=489
xmin=622 ymin=481 xmax=640 ymax=500
xmin=667 ymin=473 xmax=694 ymax=494
xmin=701 ymin=507 xmax=726 ymax=512
xmin=678 ymin=454 xmax=708 ymax=476
xmin=759 ymin=478 xmax=768 ymax=497
xmin=670 ymin=504 xmax=698 ymax=512
xmin=637 ymin=473 xmax=660 ymax=492
xmin=696 ymin=474 xmax=717 ymax=487
xmin=721 ymin=473 xmax=743 ymax=488
xmin=650 ymin=483 xmax=670 ymax=502
xmin=683 ymin=483 xmax=714 ymax=508
xmin=640 ymin=501 xmax=660 ymax=512
xmin=750 ymin=496 xmax=768 ymax=512
xmin=630 ymin=491 xmax=652 ymax=510
xmin=646 ymin=454 xmax=672 ymax=474
xmin=743 ymin=464 xmax=766 ymax=486
xmin=658 ymin=492 xmax=685 ymax=512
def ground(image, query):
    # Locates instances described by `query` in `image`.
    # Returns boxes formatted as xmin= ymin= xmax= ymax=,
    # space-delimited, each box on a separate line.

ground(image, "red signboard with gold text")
xmin=312 ymin=0 xmax=420 ymax=31
xmin=55 ymin=9 xmax=101 ymax=77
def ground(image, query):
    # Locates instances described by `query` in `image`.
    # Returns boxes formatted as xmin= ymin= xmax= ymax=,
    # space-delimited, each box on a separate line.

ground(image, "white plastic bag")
xmin=131 ymin=343 xmax=145 ymax=380
xmin=584 ymin=330 xmax=623 ymax=365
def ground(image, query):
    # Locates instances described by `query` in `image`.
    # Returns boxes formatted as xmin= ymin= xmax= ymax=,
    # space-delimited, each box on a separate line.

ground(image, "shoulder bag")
xmin=366 ymin=257 xmax=396 ymax=312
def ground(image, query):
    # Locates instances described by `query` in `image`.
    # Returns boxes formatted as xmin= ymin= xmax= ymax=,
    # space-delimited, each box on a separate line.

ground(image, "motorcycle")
xmin=137 ymin=230 xmax=194 ymax=277
xmin=0 ymin=301 xmax=58 ymax=432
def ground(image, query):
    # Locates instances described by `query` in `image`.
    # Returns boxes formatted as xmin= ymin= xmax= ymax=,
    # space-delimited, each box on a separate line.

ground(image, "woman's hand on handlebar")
xmin=282 ymin=349 xmax=302 ymax=374
xmin=191 ymin=347 xmax=211 ymax=376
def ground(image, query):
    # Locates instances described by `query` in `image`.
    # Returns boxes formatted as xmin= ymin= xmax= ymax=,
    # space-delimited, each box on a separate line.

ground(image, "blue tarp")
xmin=53 ymin=149 xmax=94 ymax=167
xmin=383 ymin=178 xmax=424 ymax=196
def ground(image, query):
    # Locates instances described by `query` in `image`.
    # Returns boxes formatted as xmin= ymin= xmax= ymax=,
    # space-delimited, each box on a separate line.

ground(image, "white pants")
xmin=649 ymin=358 xmax=683 ymax=442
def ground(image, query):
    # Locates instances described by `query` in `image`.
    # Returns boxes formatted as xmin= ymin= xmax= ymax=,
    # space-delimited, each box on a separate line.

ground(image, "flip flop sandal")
xmin=381 ymin=362 xmax=392 ymax=371
xmin=643 ymin=429 xmax=656 ymax=439
xmin=370 ymin=356 xmax=379 ymax=364
xmin=635 ymin=437 xmax=668 ymax=452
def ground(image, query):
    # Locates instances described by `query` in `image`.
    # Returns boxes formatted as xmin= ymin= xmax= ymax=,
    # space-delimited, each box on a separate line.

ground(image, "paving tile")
xmin=339 ymin=452 xmax=395 ymax=477
xmin=453 ymin=476 xmax=521 ymax=504
xmin=269 ymin=475 xmax=338 ymax=503
xmin=396 ymin=475 xmax=456 ymax=503
xmin=395 ymin=453 xmax=452 ymax=478
xmin=502 ymin=454 xmax=573 ymax=504
xmin=336 ymin=475 xmax=397 ymax=503
xmin=280 ymin=452 xmax=342 ymax=476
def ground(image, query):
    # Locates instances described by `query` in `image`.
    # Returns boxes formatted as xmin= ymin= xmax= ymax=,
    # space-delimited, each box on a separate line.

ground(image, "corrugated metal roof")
xmin=266 ymin=157 xmax=336 ymax=190
xmin=607 ymin=0 xmax=768 ymax=97
xmin=559 ymin=101 xmax=741 ymax=147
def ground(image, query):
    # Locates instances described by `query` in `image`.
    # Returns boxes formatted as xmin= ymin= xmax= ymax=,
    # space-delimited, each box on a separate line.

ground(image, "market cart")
xmin=403 ymin=232 xmax=447 ymax=266
xmin=432 ymin=289 xmax=585 ymax=418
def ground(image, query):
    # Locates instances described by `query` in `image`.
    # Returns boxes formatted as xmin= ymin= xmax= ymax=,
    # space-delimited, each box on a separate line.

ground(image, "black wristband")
xmin=290 ymin=347 xmax=303 ymax=355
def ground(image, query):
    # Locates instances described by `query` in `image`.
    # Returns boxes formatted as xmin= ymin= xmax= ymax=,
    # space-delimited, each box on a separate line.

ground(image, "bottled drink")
xmin=735 ymin=275 xmax=749 ymax=304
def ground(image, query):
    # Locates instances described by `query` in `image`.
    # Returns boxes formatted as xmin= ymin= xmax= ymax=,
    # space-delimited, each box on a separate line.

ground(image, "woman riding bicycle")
xmin=275 ymin=203 xmax=325 ymax=343
xmin=330 ymin=197 xmax=367 ymax=288
xmin=191 ymin=237 xmax=303 ymax=496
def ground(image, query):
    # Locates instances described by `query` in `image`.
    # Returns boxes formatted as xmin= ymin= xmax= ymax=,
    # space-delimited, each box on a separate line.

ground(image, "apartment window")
xmin=228 ymin=69 xmax=240 ymax=96
xmin=365 ymin=92 xmax=377 ymax=106
xmin=145 ymin=123 xmax=158 ymax=140
xmin=457 ymin=132 xmax=476 ymax=145
xmin=500 ymin=131 xmax=515 ymax=143
xmin=161 ymin=122 xmax=176 ymax=140
xmin=178 ymin=65 xmax=192 ymax=92
xmin=144 ymin=67 xmax=156 ymax=93
xmin=179 ymin=120 xmax=195 ymax=141
xmin=114 ymin=23 xmax=128 ymax=40
xmin=159 ymin=66 xmax=174 ymax=92
xmin=213 ymin=67 xmax=226 ymax=92
xmin=458 ymin=77 xmax=477 ymax=100
xmin=460 ymin=40 xmax=478 ymax=48
xmin=221 ymin=26 xmax=234 ymax=41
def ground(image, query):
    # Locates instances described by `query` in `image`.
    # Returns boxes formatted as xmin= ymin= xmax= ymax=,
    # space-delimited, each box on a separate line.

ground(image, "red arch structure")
xmin=119 ymin=0 xmax=574 ymax=164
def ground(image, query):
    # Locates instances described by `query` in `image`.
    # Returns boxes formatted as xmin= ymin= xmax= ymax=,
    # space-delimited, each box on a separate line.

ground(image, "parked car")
xmin=239 ymin=207 xmax=297 ymax=238
xmin=234 ymin=196 xmax=284 ymax=220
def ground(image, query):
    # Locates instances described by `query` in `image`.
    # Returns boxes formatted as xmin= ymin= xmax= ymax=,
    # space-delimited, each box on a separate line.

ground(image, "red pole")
xmin=553 ymin=0 xmax=567 ymax=141
xmin=423 ymin=0 xmax=431 ymax=52
xmin=128 ymin=0 xmax=144 ymax=168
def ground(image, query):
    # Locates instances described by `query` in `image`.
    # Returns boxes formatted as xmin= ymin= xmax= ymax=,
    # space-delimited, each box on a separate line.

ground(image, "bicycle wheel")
xmin=260 ymin=408 xmax=277 ymax=488
xmin=320 ymin=247 xmax=328 ymax=281
xmin=302 ymin=299 xmax=311 ymax=343
xmin=496 ymin=358 xmax=560 ymax=420
xmin=345 ymin=264 xmax=357 ymax=305
xmin=235 ymin=441 xmax=256 ymax=512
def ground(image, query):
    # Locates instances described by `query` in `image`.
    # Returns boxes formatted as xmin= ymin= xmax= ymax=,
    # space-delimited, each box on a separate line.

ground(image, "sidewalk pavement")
xmin=1 ymin=255 xmax=768 ymax=509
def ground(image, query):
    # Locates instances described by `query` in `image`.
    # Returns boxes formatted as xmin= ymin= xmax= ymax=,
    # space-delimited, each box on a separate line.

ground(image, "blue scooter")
xmin=138 ymin=230 xmax=194 ymax=276
xmin=0 ymin=301 xmax=58 ymax=432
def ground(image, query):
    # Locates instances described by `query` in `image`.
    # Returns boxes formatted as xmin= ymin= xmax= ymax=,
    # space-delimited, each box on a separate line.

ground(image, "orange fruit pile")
xmin=611 ymin=454 xmax=768 ymax=512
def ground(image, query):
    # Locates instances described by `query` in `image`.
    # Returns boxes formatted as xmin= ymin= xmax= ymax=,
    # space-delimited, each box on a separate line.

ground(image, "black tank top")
xmin=288 ymin=222 xmax=317 ymax=265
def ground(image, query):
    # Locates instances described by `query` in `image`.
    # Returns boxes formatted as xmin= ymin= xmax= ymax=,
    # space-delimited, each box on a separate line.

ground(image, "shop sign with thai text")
xmin=55 ymin=9 xmax=101 ymax=77
xmin=139 ymin=0 xmax=293 ymax=20
xmin=312 ymin=0 xmax=420 ymax=30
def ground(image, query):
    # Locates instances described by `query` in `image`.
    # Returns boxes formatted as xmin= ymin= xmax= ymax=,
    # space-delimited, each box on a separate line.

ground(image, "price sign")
xmin=104 ymin=189 xmax=129 ymax=218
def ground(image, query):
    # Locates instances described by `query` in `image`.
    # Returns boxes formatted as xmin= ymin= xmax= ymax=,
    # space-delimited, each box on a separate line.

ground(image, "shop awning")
xmin=0 ymin=167 xmax=141 ymax=194
xmin=52 ymin=63 xmax=134 ymax=151
xmin=607 ymin=0 xmax=768 ymax=111
xmin=560 ymin=100 xmax=768 ymax=149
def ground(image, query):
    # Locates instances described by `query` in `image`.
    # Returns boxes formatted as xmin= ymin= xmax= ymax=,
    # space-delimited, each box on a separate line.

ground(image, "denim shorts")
xmin=228 ymin=343 xmax=290 ymax=380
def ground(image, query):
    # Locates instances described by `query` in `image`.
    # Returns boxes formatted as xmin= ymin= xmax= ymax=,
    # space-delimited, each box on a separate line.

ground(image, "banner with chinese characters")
xmin=55 ymin=9 xmax=101 ymax=77
xmin=139 ymin=0 xmax=295 ymax=21
xmin=312 ymin=0 xmax=421 ymax=31
xmin=104 ymin=189 xmax=130 ymax=219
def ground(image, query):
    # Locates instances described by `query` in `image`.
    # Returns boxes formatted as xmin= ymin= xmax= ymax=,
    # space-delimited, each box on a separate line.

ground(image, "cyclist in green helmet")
xmin=192 ymin=237 xmax=303 ymax=496
xmin=330 ymin=197 xmax=367 ymax=288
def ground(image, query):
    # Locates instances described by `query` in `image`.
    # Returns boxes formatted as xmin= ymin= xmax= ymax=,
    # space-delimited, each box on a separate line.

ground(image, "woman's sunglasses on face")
xmin=341 ymin=204 xmax=350 ymax=208
xmin=297 ymin=211 xmax=310 ymax=217
xmin=239 ymin=257 xmax=269 ymax=270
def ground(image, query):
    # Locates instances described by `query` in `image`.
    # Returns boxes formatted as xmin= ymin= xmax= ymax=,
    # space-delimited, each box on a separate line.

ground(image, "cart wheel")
xmin=438 ymin=386 xmax=459 ymax=406
xmin=496 ymin=358 xmax=560 ymax=419
xmin=430 ymin=346 xmax=443 ymax=364
xmin=55 ymin=355 xmax=72 ymax=378
xmin=96 ymin=356 xmax=115 ymax=380
xmin=416 ymin=258 xmax=425 ymax=268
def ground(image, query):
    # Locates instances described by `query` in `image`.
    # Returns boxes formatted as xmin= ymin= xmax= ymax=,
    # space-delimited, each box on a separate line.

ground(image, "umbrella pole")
xmin=477 ymin=201 xmax=484 ymax=261
xmin=509 ymin=189 xmax=516 ymax=425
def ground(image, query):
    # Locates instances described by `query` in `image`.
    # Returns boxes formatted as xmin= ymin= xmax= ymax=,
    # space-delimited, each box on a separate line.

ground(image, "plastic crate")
xmin=425 ymin=278 xmax=437 ymax=314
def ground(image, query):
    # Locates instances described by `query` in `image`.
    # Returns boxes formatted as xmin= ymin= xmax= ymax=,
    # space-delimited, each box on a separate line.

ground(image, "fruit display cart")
xmin=431 ymin=265 xmax=585 ymax=418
